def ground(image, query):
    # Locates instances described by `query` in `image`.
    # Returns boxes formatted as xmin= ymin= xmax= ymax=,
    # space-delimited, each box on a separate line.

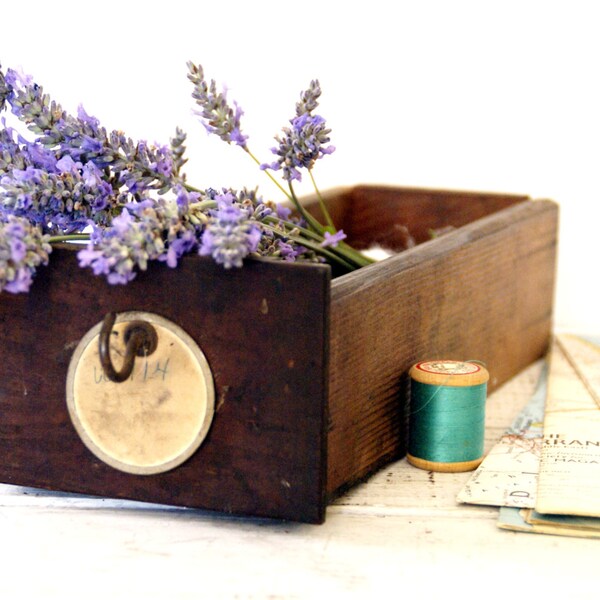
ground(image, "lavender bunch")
xmin=0 ymin=61 xmax=373 ymax=294
xmin=2 ymin=67 xmax=184 ymax=198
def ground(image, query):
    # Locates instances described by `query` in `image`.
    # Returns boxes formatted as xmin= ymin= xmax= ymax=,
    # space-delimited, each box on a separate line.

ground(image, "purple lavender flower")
xmin=153 ymin=192 xmax=203 ymax=268
xmin=4 ymin=68 xmax=64 ymax=145
xmin=23 ymin=142 xmax=58 ymax=172
xmin=1 ymin=62 xmax=368 ymax=287
xmin=0 ymin=64 xmax=189 ymax=234
xmin=187 ymin=62 xmax=248 ymax=148
xmin=170 ymin=127 xmax=188 ymax=177
xmin=277 ymin=239 xmax=301 ymax=261
xmin=0 ymin=65 xmax=11 ymax=112
xmin=199 ymin=192 xmax=260 ymax=268
xmin=295 ymin=80 xmax=322 ymax=116
xmin=76 ymin=105 xmax=100 ymax=128
xmin=77 ymin=208 xmax=164 ymax=284
xmin=0 ymin=214 xmax=51 ymax=293
xmin=173 ymin=184 xmax=200 ymax=211
xmin=161 ymin=229 xmax=197 ymax=268
xmin=77 ymin=191 xmax=206 ymax=283
xmin=4 ymin=68 xmax=33 ymax=89
xmin=321 ymin=229 xmax=347 ymax=248
xmin=276 ymin=204 xmax=292 ymax=221
xmin=1 ymin=64 xmax=186 ymax=200
xmin=0 ymin=159 xmax=115 ymax=233
xmin=261 ymin=85 xmax=335 ymax=182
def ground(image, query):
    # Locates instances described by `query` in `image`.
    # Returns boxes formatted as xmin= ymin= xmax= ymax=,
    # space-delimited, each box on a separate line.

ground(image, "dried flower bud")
xmin=187 ymin=62 xmax=248 ymax=148
xmin=0 ymin=214 xmax=51 ymax=293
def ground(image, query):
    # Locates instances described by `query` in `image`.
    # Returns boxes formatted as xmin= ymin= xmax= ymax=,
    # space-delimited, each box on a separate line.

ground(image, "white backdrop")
xmin=2 ymin=0 xmax=598 ymax=333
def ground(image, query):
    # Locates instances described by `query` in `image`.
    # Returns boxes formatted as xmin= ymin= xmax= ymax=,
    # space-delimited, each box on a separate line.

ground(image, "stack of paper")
xmin=458 ymin=334 xmax=600 ymax=538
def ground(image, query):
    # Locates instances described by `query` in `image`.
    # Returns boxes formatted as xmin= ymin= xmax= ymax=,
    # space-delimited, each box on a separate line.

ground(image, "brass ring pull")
xmin=99 ymin=312 xmax=159 ymax=383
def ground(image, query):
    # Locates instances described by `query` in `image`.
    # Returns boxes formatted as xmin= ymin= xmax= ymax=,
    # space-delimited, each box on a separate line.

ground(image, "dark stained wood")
xmin=0 ymin=185 xmax=559 ymax=522
xmin=0 ymin=252 xmax=330 ymax=523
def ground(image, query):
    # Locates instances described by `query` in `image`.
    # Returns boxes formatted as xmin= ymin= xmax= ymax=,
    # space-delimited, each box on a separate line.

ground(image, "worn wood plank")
xmin=326 ymin=196 xmax=558 ymax=495
xmin=3 ymin=503 xmax=598 ymax=600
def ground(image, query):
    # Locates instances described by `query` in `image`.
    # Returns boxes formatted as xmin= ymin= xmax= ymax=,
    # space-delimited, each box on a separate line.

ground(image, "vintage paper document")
xmin=535 ymin=334 xmax=600 ymax=517
xmin=456 ymin=363 xmax=546 ymax=508
xmin=498 ymin=507 xmax=600 ymax=538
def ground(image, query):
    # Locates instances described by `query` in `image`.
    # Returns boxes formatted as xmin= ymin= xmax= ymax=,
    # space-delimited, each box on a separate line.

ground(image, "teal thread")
xmin=409 ymin=380 xmax=486 ymax=463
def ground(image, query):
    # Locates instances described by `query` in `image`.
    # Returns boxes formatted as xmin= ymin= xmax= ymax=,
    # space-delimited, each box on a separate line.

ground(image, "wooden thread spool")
xmin=407 ymin=360 xmax=489 ymax=473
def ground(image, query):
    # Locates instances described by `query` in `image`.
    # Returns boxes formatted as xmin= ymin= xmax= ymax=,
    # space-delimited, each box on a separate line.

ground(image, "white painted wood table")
xmin=1 ymin=360 xmax=598 ymax=599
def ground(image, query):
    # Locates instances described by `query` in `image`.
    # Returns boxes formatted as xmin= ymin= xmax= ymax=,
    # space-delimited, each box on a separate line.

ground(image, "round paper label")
xmin=66 ymin=312 xmax=214 ymax=475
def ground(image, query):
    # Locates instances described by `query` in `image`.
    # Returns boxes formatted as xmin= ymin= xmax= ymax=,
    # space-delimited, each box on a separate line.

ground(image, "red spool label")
xmin=415 ymin=360 xmax=481 ymax=375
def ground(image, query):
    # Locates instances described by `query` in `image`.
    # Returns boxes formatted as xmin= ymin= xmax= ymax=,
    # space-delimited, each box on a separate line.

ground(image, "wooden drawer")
xmin=0 ymin=185 xmax=558 ymax=523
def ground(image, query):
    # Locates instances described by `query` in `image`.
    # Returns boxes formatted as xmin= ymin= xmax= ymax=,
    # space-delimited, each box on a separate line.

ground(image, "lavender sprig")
xmin=0 ymin=62 xmax=375 ymax=294
xmin=170 ymin=127 xmax=188 ymax=179
xmin=186 ymin=64 xmax=331 ymax=234
xmin=0 ymin=124 xmax=28 ymax=175
xmin=186 ymin=66 xmax=371 ymax=269
xmin=261 ymin=78 xmax=334 ymax=185
xmin=0 ymin=64 xmax=11 ymax=113
xmin=296 ymin=80 xmax=322 ymax=116
xmin=0 ymin=214 xmax=51 ymax=293
xmin=1 ymin=155 xmax=115 ymax=233
xmin=77 ymin=187 xmax=205 ymax=284
xmin=259 ymin=80 xmax=375 ymax=268
xmin=77 ymin=208 xmax=164 ymax=285
xmin=257 ymin=80 xmax=339 ymax=235
xmin=199 ymin=192 xmax=260 ymax=269
xmin=261 ymin=112 xmax=335 ymax=184
xmin=187 ymin=62 xmax=248 ymax=148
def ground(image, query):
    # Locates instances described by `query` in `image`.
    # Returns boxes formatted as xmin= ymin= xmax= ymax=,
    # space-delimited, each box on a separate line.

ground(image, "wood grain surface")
xmin=323 ymin=187 xmax=558 ymax=496
xmin=0 ymin=252 xmax=330 ymax=523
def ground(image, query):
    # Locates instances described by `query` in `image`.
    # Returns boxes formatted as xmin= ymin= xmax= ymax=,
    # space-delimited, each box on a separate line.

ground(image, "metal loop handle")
xmin=99 ymin=312 xmax=158 ymax=383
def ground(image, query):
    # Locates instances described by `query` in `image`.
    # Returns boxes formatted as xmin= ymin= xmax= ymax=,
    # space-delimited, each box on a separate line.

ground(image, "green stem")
xmin=243 ymin=147 xmax=332 ymax=237
xmin=188 ymin=199 xmax=218 ymax=211
xmin=264 ymin=216 xmax=366 ymax=269
xmin=242 ymin=146 xmax=362 ymax=269
xmin=245 ymin=147 xmax=293 ymax=201
xmin=183 ymin=148 xmax=373 ymax=268
xmin=287 ymin=183 xmax=326 ymax=235
xmin=336 ymin=240 xmax=374 ymax=267
xmin=183 ymin=181 xmax=204 ymax=194
xmin=264 ymin=215 xmax=323 ymax=243
xmin=308 ymin=169 xmax=335 ymax=230
xmin=260 ymin=222 xmax=355 ymax=272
